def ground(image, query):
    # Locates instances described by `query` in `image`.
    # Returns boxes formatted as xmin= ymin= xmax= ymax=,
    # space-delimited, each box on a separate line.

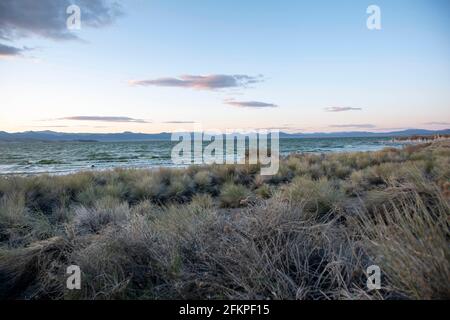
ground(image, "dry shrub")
xmin=356 ymin=190 xmax=450 ymax=299
xmin=219 ymin=183 xmax=252 ymax=208
xmin=283 ymin=176 xmax=344 ymax=216
xmin=177 ymin=198 xmax=369 ymax=299
xmin=0 ymin=236 xmax=68 ymax=299
xmin=73 ymin=197 xmax=130 ymax=234
xmin=255 ymin=184 xmax=272 ymax=199
xmin=193 ymin=171 xmax=213 ymax=191
xmin=190 ymin=193 xmax=214 ymax=211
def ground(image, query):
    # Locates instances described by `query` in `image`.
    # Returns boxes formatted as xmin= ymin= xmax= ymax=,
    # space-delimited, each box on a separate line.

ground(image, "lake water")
xmin=0 ymin=137 xmax=407 ymax=175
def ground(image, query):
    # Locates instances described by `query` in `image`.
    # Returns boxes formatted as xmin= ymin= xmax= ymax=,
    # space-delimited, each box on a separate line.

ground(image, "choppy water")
xmin=0 ymin=137 xmax=406 ymax=175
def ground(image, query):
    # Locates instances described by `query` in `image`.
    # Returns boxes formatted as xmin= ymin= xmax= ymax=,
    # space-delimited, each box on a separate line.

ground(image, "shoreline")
xmin=0 ymin=139 xmax=409 ymax=177
xmin=392 ymin=134 xmax=450 ymax=143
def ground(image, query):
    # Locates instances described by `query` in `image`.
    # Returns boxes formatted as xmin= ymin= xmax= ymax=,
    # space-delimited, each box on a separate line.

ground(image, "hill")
xmin=0 ymin=129 xmax=449 ymax=142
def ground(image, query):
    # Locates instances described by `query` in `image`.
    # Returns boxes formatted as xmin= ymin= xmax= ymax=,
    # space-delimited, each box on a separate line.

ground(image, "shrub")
xmin=356 ymin=191 xmax=450 ymax=299
xmin=190 ymin=194 xmax=214 ymax=211
xmin=193 ymin=171 xmax=213 ymax=191
xmin=166 ymin=174 xmax=194 ymax=202
xmin=0 ymin=194 xmax=30 ymax=246
xmin=255 ymin=184 xmax=272 ymax=199
xmin=74 ymin=198 xmax=130 ymax=234
xmin=179 ymin=198 xmax=369 ymax=299
xmin=283 ymin=176 xmax=344 ymax=216
xmin=267 ymin=165 xmax=294 ymax=184
xmin=219 ymin=183 xmax=251 ymax=208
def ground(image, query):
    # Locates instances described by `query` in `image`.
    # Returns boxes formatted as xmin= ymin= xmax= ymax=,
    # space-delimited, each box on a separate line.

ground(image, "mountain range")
xmin=0 ymin=129 xmax=449 ymax=142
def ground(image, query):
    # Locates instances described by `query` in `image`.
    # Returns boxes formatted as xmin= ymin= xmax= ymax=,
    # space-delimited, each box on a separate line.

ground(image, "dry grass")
xmin=0 ymin=141 xmax=448 ymax=300
xmin=219 ymin=183 xmax=252 ymax=208
xmin=355 ymin=189 xmax=450 ymax=299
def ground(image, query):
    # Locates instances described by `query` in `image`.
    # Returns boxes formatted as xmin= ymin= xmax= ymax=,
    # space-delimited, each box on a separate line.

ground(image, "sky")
xmin=0 ymin=0 xmax=449 ymax=133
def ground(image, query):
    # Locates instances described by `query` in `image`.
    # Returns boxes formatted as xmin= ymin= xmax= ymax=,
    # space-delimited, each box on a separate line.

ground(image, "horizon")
xmin=2 ymin=127 xmax=449 ymax=136
xmin=1 ymin=1 xmax=450 ymax=133
xmin=2 ymin=126 xmax=450 ymax=134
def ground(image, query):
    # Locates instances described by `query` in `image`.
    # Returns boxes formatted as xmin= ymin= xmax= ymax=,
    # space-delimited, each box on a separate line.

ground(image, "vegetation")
xmin=0 ymin=141 xmax=449 ymax=300
xmin=393 ymin=134 xmax=450 ymax=142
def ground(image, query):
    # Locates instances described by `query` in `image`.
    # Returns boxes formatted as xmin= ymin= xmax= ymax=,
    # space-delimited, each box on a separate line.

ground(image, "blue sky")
xmin=0 ymin=0 xmax=449 ymax=133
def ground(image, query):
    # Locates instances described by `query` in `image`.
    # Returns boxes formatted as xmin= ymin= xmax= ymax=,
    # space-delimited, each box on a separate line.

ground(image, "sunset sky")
xmin=1 ymin=0 xmax=449 ymax=133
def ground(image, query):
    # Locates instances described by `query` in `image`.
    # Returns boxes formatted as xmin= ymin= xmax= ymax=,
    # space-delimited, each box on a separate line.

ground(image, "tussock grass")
xmin=356 ymin=189 xmax=450 ymax=299
xmin=283 ymin=176 xmax=344 ymax=216
xmin=0 ymin=141 xmax=448 ymax=300
xmin=219 ymin=183 xmax=251 ymax=208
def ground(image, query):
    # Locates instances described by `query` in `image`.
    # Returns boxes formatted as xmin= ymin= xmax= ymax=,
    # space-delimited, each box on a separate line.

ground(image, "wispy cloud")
xmin=163 ymin=121 xmax=197 ymax=124
xmin=31 ymin=125 xmax=70 ymax=128
xmin=424 ymin=122 xmax=450 ymax=126
xmin=325 ymin=107 xmax=362 ymax=112
xmin=0 ymin=0 xmax=123 ymax=41
xmin=0 ymin=42 xmax=30 ymax=58
xmin=225 ymin=99 xmax=278 ymax=108
xmin=129 ymin=74 xmax=263 ymax=90
xmin=256 ymin=126 xmax=303 ymax=131
xmin=329 ymin=124 xmax=376 ymax=129
xmin=57 ymin=116 xmax=150 ymax=123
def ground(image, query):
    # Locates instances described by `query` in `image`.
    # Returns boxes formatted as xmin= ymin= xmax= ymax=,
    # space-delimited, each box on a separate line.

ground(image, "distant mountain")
xmin=279 ymin=129 xmax=450 ymax=139
xmin=0 ymin=131 xmax=172 ymax=142
xmin=0 ymin=129 xmax=449 ymax=142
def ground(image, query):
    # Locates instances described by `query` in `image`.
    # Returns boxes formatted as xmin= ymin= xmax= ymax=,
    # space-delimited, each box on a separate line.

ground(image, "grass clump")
xmin=356 ymin=190 xmax=450 ymax=299
xmin=219 ymin=183 xmax=251 ymax=208
xmin=283 ymin=176 xmax=344 ymax=216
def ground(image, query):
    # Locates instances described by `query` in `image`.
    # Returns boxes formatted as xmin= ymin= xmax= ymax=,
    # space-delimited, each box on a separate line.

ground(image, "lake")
xmin=0 ymin=137 xmax=407 ymax=175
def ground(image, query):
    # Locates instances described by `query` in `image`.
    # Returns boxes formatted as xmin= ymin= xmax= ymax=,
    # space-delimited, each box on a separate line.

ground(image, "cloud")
xmin=424 ymin=122 xmax=450 ymax=126
xmin=0 ymin=42 xmax=28 ymax=57
xmin=57 ymin=116 xmax=150 ymax=123
xmin=163 ymin=121 xmax=197 ymax=124
xmin=31 ymin=125 xmax=70 ymax=128
xmin=0 ymin=0 xmax=122 ymax=41
xmin=329 ymin=124 xmax=376 ymax=129
xmin=256 ymin=126 xmax=303 ymax=131
xmin=325 ymin=107 xmax=362 ymax=112
xmin=130 ymin=74 xmax=263 ymax=90
xmin=225 ymin=99 xmax=278 ymax=108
